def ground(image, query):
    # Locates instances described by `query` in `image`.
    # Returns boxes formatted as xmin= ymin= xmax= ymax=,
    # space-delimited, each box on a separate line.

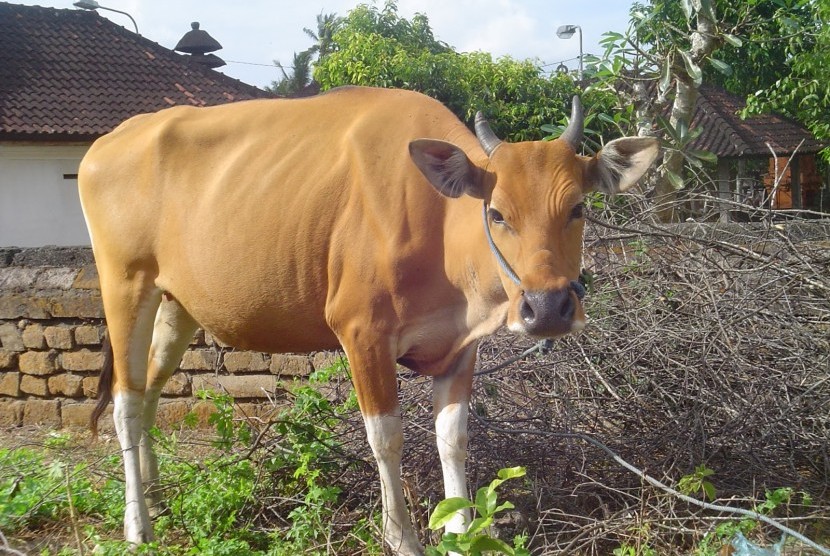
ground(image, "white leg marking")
xmin=114 ymin=391 xmax=153 ymax=544
xmin=434 ymin=383 xmax=471 ymax=535
xmin=364 ymin=413 xmax=424 ymax=556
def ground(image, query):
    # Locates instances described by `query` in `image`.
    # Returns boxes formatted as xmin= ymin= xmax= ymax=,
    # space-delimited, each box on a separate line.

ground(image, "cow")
xmin=78 ymin=86 xmax=659 ymax=555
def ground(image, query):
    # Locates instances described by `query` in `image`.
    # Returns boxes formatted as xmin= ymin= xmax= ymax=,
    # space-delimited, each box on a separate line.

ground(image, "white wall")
xmin=0 ymin=145 xmax=91 ymax=247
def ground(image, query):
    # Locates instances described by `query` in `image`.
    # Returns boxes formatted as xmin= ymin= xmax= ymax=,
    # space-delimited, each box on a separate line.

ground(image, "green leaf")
xmin=659 ymin=56 xmax=672 ymax=95
xmin=475 ymin=486 xmax=497 ymax=517
xmin=679 ymin=51 xmax=703 ymax=86
xmin=466 ymin=515 xmax=493 ymax=536
xmin=666 ymin=170 xmax=685 ymax=189
xmin=709 ymin=57 xmax=732 ymax=76
xmin=429 ymin=497 xmax=474 ymax=530
xmin=469 ymin=536 xmax=515 ymax=554
xmin=497 ymin=466 xmax=526 ymax=481
xmin=702 ymin=481 xmax=717 ymax=501
xmin=688 ymin=149 xmax=718 ymax=164
xmin=722 ymin=33 xmax=743 ymax=47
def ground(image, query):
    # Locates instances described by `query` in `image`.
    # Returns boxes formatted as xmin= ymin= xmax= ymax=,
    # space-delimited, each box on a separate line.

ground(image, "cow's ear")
xmin=409 ymin=139 xmax=486 ymax=199
xmin=585 ymin=137 xmax=660 ymax=194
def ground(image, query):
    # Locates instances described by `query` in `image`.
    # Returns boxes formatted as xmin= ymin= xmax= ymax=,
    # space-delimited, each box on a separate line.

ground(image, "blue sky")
xmin=16 ymin=0 xmax=635 ymax=88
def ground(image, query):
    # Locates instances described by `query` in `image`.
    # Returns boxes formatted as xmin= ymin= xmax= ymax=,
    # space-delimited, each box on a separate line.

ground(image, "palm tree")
xmin=268 ymin=50 xmax=313 ymax=96
xmin=303 ymin=12 xmax=341 ymax=62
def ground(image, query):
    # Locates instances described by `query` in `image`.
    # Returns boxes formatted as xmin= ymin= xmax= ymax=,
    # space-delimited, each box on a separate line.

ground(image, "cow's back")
xmin=79 ymin=87 xmax=481 ymax=353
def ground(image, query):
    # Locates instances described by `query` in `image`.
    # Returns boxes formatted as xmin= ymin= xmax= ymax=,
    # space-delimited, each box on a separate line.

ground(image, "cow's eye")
xmin=488 ymin=208 xmax=505 ymax=225
xmin=570 ymin=202 xmax=585 ymax=220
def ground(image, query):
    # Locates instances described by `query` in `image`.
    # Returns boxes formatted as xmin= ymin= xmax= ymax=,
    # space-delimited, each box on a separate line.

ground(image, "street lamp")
xmin=73 ymin=0 xmax=139 ymax=34
xmin=556 ymin=24 xmax=582 ymax=82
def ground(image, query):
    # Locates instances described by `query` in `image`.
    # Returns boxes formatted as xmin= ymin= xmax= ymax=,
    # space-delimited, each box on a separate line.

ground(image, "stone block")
xmin=62 ymin=401 xmax=112 ymax=431
xmin=0 ymin=322 xmax=24 ymax=351
xmin=22 ymin=323 xmax=46 ymax=349
xmin=74 ymin=325 xmax=103 ymax=345
xmin=0 ymin=293 xmax=52 ymax=319
xmin=19 ymin=351 xmax=57 ymax=375
xmin=82 ymin=376 xmax=100 ymax=398
xmin=0 ymin=349 xmax=18 ymax=370
xmin=312 ymin=351 xmax=345 ymax=371
xmin=204 ymin=332 xmax=231 ymax=348
xmin=35 ymin=268 xmax=79 ymax=290
xmin=48 ymin=293 xmax=104 ymax=319
xmin=45 ymin=326 xmax=74 ymax=349
xmin=180 ymin=349 xmax=216 ymax=371
xmin=190 ymin=400 xmax=218 ymax=426
xmin=60 ymin=349 xmax=103 ymax=372
xmin=155 ymin=400 xmax=192 ymax=427
xmin=223 ymin=351 xmax=269 ymax=373
xmin=22 ymin=399 xmax=61 ymax=427
xmin=0 ymin=372 xmax=20 ymax=396
xmin=71 ymin=266 xmax=100 ymax=290
xmin=48 ymin=373 xmax=85 ymax=397
xmin=21 ymin=375 xmax=49 ymax=396
xmin=192 ymin=374 xmax=280 ymax=399
xmin=161 ymin=373 xmax=191 ymax=396
xmin=0 ymin=400 xmax=24 ymax=426
xmin=270 ymin=354 xmax=313 ymax=376
xmin=0 ymin=267 xmax=39 ymax=289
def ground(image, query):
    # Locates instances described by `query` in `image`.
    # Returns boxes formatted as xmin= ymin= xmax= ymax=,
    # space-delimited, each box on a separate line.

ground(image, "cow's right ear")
xmin=409 ymin=139 xmax=486 ymax=199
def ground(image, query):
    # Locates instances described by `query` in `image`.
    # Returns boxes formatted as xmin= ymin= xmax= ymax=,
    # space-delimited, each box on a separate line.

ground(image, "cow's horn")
xmin=475 ymin=111 xmax=502 ymax=157
xmin=561 ymin=95 xmax=584 ymax=151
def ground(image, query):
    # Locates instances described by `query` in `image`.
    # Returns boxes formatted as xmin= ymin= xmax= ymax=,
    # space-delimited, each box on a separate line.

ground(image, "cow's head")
xmin=410 ymin=97 xmax=659 ymax=338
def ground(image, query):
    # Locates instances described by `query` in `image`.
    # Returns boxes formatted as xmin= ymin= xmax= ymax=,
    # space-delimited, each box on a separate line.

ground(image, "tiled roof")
xmin=0 ymin=2 xmax=272 ymax=140
xmin=689 ymin=85 xmax=824 ymax=158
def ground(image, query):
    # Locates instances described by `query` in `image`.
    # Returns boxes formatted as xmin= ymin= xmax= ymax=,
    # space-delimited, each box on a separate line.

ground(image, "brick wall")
xmin=0 ymin=247 xmax=342 ymax=430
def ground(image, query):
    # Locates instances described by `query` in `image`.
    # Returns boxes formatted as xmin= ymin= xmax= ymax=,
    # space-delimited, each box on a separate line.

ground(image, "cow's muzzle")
xmin=518 ymin=285 xmax=581 ymax=337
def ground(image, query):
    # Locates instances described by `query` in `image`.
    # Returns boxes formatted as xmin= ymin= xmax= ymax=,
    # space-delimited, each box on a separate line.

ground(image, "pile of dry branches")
xmin=246 ymin=193 xmax=830 ymax=554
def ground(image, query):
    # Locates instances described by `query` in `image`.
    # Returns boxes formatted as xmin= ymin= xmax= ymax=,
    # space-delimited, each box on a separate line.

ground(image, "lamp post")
xmin=556 ymin=24 xmax=582 ymax=82
xmin=73 ymin=0 xmax=139 ymax=34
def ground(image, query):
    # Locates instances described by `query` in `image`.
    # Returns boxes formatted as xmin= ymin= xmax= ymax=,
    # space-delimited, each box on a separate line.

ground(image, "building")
xmin=0 ymin=2 xmax=271 ymax=247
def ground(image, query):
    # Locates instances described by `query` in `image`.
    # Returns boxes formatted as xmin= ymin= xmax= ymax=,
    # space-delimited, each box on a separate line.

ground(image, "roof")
xmin=689 ymin=85 xmax=824 ymax=158
xmin=0 ymin=2 xmax=272 ymax=141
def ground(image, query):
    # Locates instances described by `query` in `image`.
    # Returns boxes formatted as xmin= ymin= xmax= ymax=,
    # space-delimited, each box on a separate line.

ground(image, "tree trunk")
xmin=654 ymin=7 xmax=720 ymax=222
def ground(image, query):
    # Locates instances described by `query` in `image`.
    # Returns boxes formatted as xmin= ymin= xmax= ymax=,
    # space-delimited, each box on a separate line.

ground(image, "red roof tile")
xmin=0 ymin=2 xmax=272 ymax=140
xmin=690 ymin=86 xmax=824 ymax=158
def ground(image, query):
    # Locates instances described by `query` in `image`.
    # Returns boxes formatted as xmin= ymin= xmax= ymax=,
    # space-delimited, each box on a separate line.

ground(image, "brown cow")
xmin=79 ymin=86 xmax=658 ymax=554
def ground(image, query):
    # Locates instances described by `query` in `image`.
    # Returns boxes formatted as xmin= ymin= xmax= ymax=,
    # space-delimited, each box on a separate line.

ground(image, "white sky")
xmin=15 ymin=0 xmax=635 ymax=89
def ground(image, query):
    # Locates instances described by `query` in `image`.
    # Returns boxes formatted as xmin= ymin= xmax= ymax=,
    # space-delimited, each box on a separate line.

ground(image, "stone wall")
xmin=0 ymin=247 xmax=341 ymax=430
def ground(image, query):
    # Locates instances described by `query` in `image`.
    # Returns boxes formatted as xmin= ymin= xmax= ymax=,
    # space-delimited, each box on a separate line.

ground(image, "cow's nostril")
xmin=559 ymin=294 xmax=575 ymax=320
xmin=519 ymin=294 xmax=536 ymax=324
xmin=518 ymin=288 xmax=577 ymax=337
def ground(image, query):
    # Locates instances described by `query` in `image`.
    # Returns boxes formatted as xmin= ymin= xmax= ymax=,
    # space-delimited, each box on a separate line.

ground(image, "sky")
xmin=15 ymin=0 xmax=636 ymax=89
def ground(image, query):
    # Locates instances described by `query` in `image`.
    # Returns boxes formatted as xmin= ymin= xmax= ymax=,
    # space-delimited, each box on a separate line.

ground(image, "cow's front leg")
xmin=433 ymin=345 xmax=477 ymax=535
xmin=341 ymin=335 xmax=423 ymax=556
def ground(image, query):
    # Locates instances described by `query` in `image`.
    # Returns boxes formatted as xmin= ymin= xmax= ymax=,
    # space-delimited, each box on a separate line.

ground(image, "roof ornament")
xmin=174 ymin=22 xmax=225 ymax=69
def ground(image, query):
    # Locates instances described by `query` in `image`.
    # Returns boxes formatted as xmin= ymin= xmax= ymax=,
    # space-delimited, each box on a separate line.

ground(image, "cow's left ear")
xmin=584 ymin=137 xmax=660 ymax=194
xmin=409 ymin=139 xmax=486 ymax=199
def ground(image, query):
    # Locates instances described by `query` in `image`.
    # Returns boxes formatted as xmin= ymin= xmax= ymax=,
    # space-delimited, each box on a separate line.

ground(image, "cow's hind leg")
xmin=101 ymin=271 xmax=162 ymax=544
xmin=341 ymin=334 xmax=423 ymax=556
xmin=141 ymin=294 xmax=198 ymax=516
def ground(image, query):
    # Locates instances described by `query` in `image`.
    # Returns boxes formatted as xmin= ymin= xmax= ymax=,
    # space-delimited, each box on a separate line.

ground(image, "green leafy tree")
xmin=743 ymin=0 xmax=829 ymax=160
xmin=314 ymin=1 xmax=597 ymax=142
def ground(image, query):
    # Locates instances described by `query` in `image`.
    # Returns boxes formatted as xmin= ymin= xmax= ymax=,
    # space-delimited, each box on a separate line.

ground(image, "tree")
xmin=313 ymin=1 xmax=604 ymax=142
xmin=303 ymin=12 xmax=342 ymax=62
xmin=268 ymin=50 xmax=313 ymax=96
xmin=742 ymin=0 xmax=829 ymax=160
xmin=593 ymin=0 xmax=829 ymax=220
